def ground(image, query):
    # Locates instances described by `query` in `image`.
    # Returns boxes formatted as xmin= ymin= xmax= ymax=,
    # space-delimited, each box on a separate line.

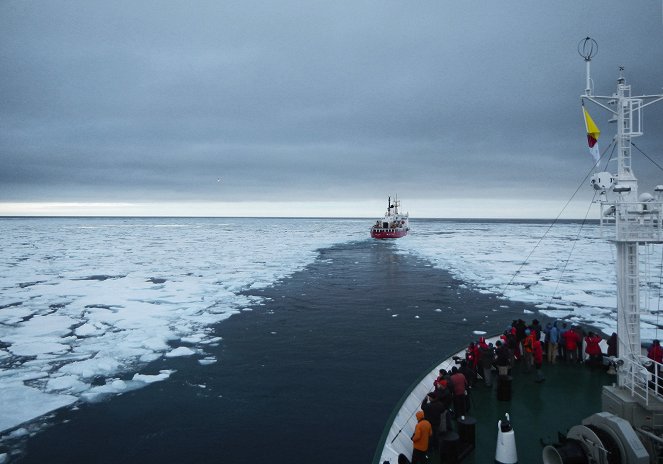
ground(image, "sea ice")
xmin=396 ymin=221 xmax=659 ymax=339
xmin=0 ymin=383 xmax=77 ymax=432
xmin=1 ymin=217 xmax=657 ymax=440
xmin=132 ymin=370 xmax=174 ymax=384
xmin=46 ymin=375 xmax=88 ymax=393
xmin=165 ymin=347 xmax=197 ymax=358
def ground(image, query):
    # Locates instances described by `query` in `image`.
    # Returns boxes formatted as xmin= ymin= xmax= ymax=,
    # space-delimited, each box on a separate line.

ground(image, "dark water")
xmin=16 ymin=240 xmax=528 ymax=463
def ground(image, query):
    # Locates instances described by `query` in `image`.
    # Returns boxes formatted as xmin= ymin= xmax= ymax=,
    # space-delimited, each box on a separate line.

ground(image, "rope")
xmin=632 ymin=142 xmax=663 ymax=174
xmin=498 ymin=139 xmax=616 ymax=298
xmin=546 ymin=191 xmax=598 ymax=308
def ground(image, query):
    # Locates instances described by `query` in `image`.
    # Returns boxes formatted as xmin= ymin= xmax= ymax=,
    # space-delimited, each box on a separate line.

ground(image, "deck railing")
xmin=618 ymin=355 xmax=663 ymax=406
xmin=599 ymin=201 xmax=663 ymax=243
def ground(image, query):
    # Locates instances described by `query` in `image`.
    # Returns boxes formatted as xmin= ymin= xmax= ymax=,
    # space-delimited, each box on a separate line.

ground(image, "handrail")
xmin=599 ymin=200 xmax=663 ymax=242
xmin=616 ymin=356 xmax=663 ymax=406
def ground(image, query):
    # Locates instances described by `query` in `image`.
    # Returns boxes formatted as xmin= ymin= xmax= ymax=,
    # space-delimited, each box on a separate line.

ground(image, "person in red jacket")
xmin=449 ymin=366 xmax=468 ymax=416
xmin=648 ymin=340 xmax=663 ymax=387
xmin=411 ymin=410 xmax=432 ymax=464
xmin=563 ymin=326 xmax=581 ymax=363
xmin=584 ymin=332 xmax=603 ymax=367
xmin=648 ymin=340 xmax=663 ymax=364
xmin=533 ymin=338 xmax=545 ymax=382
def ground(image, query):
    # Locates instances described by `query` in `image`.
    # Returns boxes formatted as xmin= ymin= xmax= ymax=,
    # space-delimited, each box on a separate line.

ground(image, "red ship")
xmin=370 ymin=196 xmax=409 ymax=239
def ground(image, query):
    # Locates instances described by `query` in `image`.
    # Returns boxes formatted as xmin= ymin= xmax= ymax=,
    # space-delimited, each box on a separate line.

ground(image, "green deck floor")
xmin=428 ymin=359 xmax=613 ymax=464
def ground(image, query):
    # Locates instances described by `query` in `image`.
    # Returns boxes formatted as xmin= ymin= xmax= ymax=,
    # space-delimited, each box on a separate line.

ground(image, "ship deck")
xmin=374 ymin=349 xmax=614 ymax=464
xmin=460 ymin=359 xmax=613 ymax=463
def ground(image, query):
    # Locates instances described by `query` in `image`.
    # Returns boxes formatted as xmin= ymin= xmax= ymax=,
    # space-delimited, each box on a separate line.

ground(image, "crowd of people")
xmin=409 ymin=318 xmax=619 ymax=464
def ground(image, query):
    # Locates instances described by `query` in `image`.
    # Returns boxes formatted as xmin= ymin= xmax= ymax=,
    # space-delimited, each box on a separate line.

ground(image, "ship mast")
xmin=581 ymin=37 xmax=663 ymax=389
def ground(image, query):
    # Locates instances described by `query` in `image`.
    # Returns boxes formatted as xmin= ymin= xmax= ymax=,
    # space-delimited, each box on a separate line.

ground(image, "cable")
xmin=632 ymin=142 xmax=663 ymax=174
xmin=498 ymin=139 xmax=616 ymax=298
xmin=546 ymin=191 xmax=598 ymax=308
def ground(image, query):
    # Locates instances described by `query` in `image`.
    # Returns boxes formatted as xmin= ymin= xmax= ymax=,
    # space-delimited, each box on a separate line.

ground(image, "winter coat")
xmin=412 ymin=411 xmax=432 ymax=451
xmin=479 ymin=346 xmax=495 ymax=370
xmin=421 ymin=396 xmax=446 ymax=429
xmin=563 ymin=329 xmax=581 ymax=350
xmin=607 ymin=333 xmax=617 ymax=357
xmin=523 ymin=333 xmax=536 ymax=353
xmin=450 ymin=372 xmax=467 ymax=396
xmin=533 ymin=340 xmax=544 ymax=364
xmin=649 ymin=344 xmax=663 ymax=364
xmin=584 ymin=335 xmax=602 ymax=356
xmin=549 ymin=326 xmax=560 ymax=345
xmin=495 ymin=345 xmax=511 ymax=367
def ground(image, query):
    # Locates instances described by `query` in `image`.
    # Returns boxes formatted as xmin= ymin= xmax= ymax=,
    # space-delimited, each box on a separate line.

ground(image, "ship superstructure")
xmin=370 ymin=196 xmax=409 ymax=239
xmin=542 ymin=38 xmax=663 ymax=463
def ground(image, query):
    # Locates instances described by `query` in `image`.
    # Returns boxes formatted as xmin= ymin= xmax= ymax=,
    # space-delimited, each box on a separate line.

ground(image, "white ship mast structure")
xmin=581 ymin=37 xmax=663 ymax=406
xmin=541 ymin=38 xmax=663 ymax=464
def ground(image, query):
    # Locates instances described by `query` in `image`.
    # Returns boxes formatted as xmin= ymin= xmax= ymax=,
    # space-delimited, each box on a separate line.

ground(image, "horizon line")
xmin=0 ymin=215 xmax=598 ymax=222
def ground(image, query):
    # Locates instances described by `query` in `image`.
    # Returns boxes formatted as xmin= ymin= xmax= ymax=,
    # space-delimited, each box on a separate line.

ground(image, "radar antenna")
xmin=578 ymin=37 xmax=598 ymax=95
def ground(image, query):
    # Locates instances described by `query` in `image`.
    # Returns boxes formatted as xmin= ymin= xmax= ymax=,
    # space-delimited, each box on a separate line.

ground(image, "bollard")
xmin=495 ymin=413 xmax=518 ymax=464
xmin=439 ymin=430 xmax=460 ymax=464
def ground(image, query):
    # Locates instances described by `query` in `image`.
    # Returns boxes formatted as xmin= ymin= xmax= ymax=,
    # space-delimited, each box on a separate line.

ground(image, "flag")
xmin=583 ymin=106 xmax=601 ymax=163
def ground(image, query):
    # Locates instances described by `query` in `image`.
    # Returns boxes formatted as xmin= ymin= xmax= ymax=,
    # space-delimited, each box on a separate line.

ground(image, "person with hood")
xmin=411 ymin=410 xmax=432 ymax=464
xmin=607 ymin=332 xmax=618 ymax=357
xmin=465 ymin=342 xmax=480 ymax=371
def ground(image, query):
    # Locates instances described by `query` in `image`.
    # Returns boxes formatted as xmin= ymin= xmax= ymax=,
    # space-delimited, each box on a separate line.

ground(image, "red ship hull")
xmin=370 ymin=228 xmax=408 ymax=239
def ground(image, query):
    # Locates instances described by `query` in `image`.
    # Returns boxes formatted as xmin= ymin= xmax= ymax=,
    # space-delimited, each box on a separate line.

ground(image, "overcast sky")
xmin=2 ymin=1 xmax=663 ymax=218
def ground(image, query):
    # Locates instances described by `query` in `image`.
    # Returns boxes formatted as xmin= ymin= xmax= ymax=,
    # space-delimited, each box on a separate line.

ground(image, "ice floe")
xmin=0 ymin=217 xmax=366 ymax=434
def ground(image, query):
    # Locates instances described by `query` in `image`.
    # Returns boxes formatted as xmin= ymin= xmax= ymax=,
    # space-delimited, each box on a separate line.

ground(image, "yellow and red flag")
xmin=583 ymin=106 xmax=601 ymax=163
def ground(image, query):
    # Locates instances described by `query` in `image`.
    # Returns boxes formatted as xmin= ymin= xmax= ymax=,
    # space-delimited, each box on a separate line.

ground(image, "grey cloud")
xmin=1 ymin=1 xmax=663 ymax=211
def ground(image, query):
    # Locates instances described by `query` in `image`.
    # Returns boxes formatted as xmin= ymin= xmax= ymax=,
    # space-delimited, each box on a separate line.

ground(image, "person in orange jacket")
xmin=523 ymin=329 xmax=536 ymax=371
xmin=411 ymin=410 xmax=432 ymax=464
